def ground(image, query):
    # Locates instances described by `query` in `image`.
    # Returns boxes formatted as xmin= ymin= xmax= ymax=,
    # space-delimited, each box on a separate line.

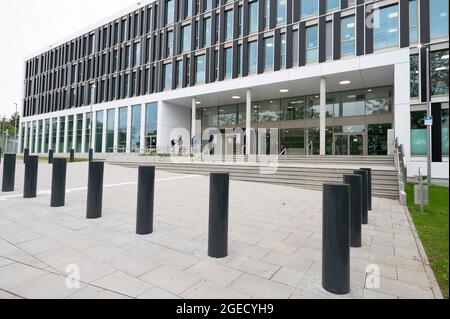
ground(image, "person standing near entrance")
xmin=171 ymin=138 xmax=176 ymax=153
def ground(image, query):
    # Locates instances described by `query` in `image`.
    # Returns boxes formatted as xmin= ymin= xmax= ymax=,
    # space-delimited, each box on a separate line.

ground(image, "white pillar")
xmin=246 ymin=89 xmax=252 ymax=156
xmin=114 ymin=108 xmax=119 ymax=152
xmin=102 ymin=111 xmax=107 ymax=153
xmin=56 ymin=117 xmax=61 ymax=154
xmin=320 ymin=77 xmax=326 ymax=156
xmin=48 ymin=119 xmax=53 ymax=151
xmin=34 ymin=121 xmax=40 ymax=154
xmin=394 ymin=62 xmax=412 ymax=161
xmin=41 ymin=120 xmax=46 ymax=153
xmin=23 ymin=122 xmax=28 ymax=151
xmin=92 ymin=111 xmax=97 ymax=153
xmin=64 ymin=115 xmax=69 ymax=153
xmin=191 ymin=97 xmax=197 ymax=146
xmin=140 ymin=104 xmax=146 ymax=153
xmin=18 ymin=121 xmax=23 ymax=153
xmin=29 ymin=122 xmax=34 ymax=153
xmin=126 ymin=105 xmax=132 ymax=153
xmin=72 ymin=115 xmax=78 ymax=151
xmin=81 ymin=113 xmax=87 ymax=153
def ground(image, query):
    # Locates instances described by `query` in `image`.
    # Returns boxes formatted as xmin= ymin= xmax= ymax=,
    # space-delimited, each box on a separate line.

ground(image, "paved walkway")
xmin=0 ymin=160 xmax=440 ymax=299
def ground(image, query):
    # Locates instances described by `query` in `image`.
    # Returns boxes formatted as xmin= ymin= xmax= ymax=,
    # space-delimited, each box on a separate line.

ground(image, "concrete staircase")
xmin=109 ymin=155 xmax=399 ymax=199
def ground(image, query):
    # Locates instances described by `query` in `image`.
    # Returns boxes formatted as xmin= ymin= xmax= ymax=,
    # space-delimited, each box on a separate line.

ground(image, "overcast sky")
xmin=0 ymin=0 xmax=138 ymax=118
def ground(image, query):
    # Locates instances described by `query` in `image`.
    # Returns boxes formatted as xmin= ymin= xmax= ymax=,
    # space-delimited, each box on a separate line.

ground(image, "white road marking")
xmin=0 ymin=175 xmax=201 ymax=201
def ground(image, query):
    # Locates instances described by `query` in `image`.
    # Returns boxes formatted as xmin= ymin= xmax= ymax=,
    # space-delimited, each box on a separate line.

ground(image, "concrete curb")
xmin=403 ymin=206 xmax=444 ymax=299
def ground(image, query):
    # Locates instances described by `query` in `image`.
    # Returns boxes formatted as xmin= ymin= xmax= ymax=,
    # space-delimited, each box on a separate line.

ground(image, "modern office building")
xmin=19 ymin=0 xmax=448 ymax=178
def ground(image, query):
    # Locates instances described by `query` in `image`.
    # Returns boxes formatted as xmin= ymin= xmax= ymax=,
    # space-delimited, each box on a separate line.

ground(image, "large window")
xmin=306 ymin=25 xmax=318 ymax=63
xmin=165 ymin=0 xmax=175 ymax=25
xmin=195 ymin=55 xmax=206 ymax=84
xmin=51 ymin=118 xmax=57 ymax=152
xmin=166 ymin=31 xmax=174 ymax=56
xmin=292 ymin=30 xmax=299 ymax=65
xmin=181 ymin=25 xmax=192 ymax=53
xmin=95 ymin=111 xmax=104 ymax=153
xmin=176 ymin=60 xmax=183 ymax=87
xmin=410 ymin=54 xmax=419 ymax=98
xmin=430 ymin=0 xmax=449 ymax=39
xmin=276 ymin=0 xmax=287 ymax=26
xmin=106 ymin=109 xmax=115 ymax=153
xmin=133 ymin=41 xmax=141 ymax=66
xmin=67 ymin=115 xmax=74 ymax=152
xmin=280 ymin=34 xmax=286 ymax=68
xmin=204 ymin=18 xmax=212 ymax=46
xmin=431 ymin=50 xmax=449 ymax=96
xmin=368 ymin=124 xmax=391 ymax=155
xmin=341 ymin=16 xmax=355 ymax=56
xmin=225 ymin=10 xmax=234 ymax=41
xmin=325 ymin=22 xmax=333 ymax=60
xmin=264 ymin=0 xmax=271 ymax=29
xmin=145 ymin=103 xmax=158 ymax=138
xmin=411 ymin=111 xmax=427 ymax=156
xmin=224 ymin=48 xmax=233 ymax=78
xmin=373 ymin=5 xmax=399 ymax=50
xmin=76 ymin=115 xmax=82 ymax=152
xmin=366 ymin=88 xmax=392 ymax=115
xmin=185 ymin=0 xmax=193 ymax=17
xmin=249 ymin=1 xmax=259 ymax=34
xmin=301 ymin=0 xmax=318 ymax=18
xmin=248 ymin=41 xmax=258 ymax=74
xmin=164 ymin=63 xmax=173 ymax=90
xmin=130 ymin=105 xmax=141 ymax=152
xmin=409 ymin=0 xmax=418 ymax=44
xmin=118 ymin=107 xmax=128 ymax=151
xmin=264 ymin=37 xmax=274 ymax=70
xmin=326 ymin=0 xmax=340 ymax=11
xmin=443 ymin=109 xmax=449 ymax=156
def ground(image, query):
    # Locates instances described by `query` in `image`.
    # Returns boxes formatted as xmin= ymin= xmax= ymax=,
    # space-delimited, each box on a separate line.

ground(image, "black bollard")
xmin=88 ymin=148 xmax=94 ymax=162
xmin=208 ymin=173 xmax=230 ymax=258
xmin=23 ymin=148 xmax=29 ymax=164
xmin=343 ymin=174 xmax=363 ymax=248
xmin=360 ymin=168 xmax=373 ymax=211
xmin=51 ymin=159 xmax=67 ymax=207
xmin=48 ymin=149 xmax=54 ymax=164
xmin=86 ymin=161 xmax=104 ymax=219
xmin=322 ymin=183 xmax=351 ymax=295
xmin=136 ymin=166 xmax=156 ymax=235
xmin=2 ymin=154 xmax=16 ymax=192
xmin=70 ymin=149 xmax=75 ymax=163
xmin=23 ymin=155 xmax=38 ymax=198
xmin=354 ymin=170 xmax=369 ymax=225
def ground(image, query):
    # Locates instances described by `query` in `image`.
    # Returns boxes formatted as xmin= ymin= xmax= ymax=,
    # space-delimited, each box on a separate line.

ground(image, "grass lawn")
xmin=406 ymin=183 xmax=449 ymax=299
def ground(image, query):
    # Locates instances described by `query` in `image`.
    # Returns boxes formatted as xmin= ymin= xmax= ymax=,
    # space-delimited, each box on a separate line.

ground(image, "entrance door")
xmin=334 ymin=133 xmax=365 ymax=155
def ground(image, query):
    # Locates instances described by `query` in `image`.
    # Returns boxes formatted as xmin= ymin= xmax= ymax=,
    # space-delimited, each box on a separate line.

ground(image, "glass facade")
xmin=118 ymin=107 xmax=128 ymax=151
xmin=249 ymin=1 xmax=258 ymax=34
xmin=85 ymin=112 xmax=92 ymax=152
xmin=373 ymin=5 xmax=399 ymax=50
xmin=130 ymin=105 xmax=141 ymax=152
xmin=306 ymin=25 xmax=318 ymax=63
xmin=51 ymin=118 xmax=57 ymax=151
xmin=164 ymin=63 xmax=173 ymax=90
xmin=410 ymin=54 xmax=419 ymax=98
xmin=67 ymin=115 xmax=74 ymax=152
xmin=59 ymin=117 xmax=65 ymax=153
xmin=96 ymin=111 xmax=104 ymax=153
xmin=225 ymin=10 xmax=233 ymax=40
xmin=409 ymin=0 xmax=418 ymax=44
xmin=106 ymin=109 xmax=115 ymax=153
xmin=301 ymin=0 xmax=318 ymax=18
xmin=225 ymin=47 xmax=233 ymax=78
xmin=276 ymin=0 xmax=287 ymax=26
xmin=431 ymin=50 xmax=449 ymax=96
xmin=430 ymin=0 xmax=449 ymax=39
xmin=341 ymin=16 xmax=355 ymax=56
xmin=195 ymin=55 xmax=206 ymax=84
xmin=248 ymin=41 xmax=258 ymax=74
xmin=264 ymin=37 xmax=274 ymax=70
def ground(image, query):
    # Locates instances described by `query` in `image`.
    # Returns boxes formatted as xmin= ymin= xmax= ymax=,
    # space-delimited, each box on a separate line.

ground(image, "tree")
xmin=0 ymin=112 xmax=20 ymax=139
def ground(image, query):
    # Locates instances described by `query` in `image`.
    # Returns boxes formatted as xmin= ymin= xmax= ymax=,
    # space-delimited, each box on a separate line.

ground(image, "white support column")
xmin=29 ymin=122 xmax=34 ymax=153
xmin=114 ymin=108 xmax=119 ymax=152
xmin=64 ymin=115 xmax=69 ymax=153
xmin=246 ymin=89 xmax=252 ymax=156
xmin=191 ymin=97 xmax=197 ymax=147
xmin=92 ymin=111 xmax=97 ymax=153
xmin=126 ymin=105 xmax=132 ymax=153
xmin=72 ymin=115 xmax=78 ymax=151
xmin=18 ymin=121 xmax=23 ymax=153
xmin=140 ymin=104 xmax=146 ymax=153
xmin=56 ymin=117 xmax=61 ymax=154
xmin=81 ymin=113 xmax=87 ymax=153
xmin=320 ymin=77 xmax=327 ymax=156
xmin=34 ymin=121 xmax=40 ymax=154
xmin=48 ymin=120 xmax=53 ymax=151
xmin=102 ymin=112 xmax=107 ymax=153
xmin=23 ymin=123 xmax=28 ymax=151
xmin=41 ymin=120 xmax=46 ymax=153
xmin=394 ymin=62 xmax=412 ymax=161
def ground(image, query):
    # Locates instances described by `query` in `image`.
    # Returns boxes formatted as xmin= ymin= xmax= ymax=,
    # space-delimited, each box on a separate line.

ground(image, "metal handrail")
xmin=307 ymin=141 xmax=314 ymax=157
xmin=279 ymin=148 xmax=287 ymax=164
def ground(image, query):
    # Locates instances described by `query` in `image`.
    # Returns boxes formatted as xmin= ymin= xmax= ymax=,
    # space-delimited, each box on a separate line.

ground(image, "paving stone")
xmin=139 ymin=265 xmax=201 ymax=295
xmin=91 ymin=271 xmax=153 ymax=298
xmin=230 ymin=274 xmax=293 ymax=299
